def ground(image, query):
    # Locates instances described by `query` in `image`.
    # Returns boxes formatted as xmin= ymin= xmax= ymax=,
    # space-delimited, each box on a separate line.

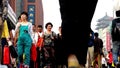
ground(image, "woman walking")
xmin=15 ymin=11 xmax=34 ymax=68
xmin=43 ymin=22 xmax=56 ymax=68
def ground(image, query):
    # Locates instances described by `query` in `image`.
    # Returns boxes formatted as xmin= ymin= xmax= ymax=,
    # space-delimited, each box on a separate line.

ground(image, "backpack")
xmin=113 ymin=22 xmax=120 ymax=37
xmin=111 ymin=18 xmax=120 ymax=41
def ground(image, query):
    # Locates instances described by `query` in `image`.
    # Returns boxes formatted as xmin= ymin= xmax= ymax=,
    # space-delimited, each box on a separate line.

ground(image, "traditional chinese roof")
xmin=95 ymin=13 xmax=113 ymax=30
xmin=97 ymin=15 xmax=113 ymax=22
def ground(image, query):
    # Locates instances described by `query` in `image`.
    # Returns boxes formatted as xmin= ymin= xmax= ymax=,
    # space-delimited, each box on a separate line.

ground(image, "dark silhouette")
xmin=59 ymin=0 xmax=98 ymax=67
xmin=111 ymin=10 xmax=120 ymax=67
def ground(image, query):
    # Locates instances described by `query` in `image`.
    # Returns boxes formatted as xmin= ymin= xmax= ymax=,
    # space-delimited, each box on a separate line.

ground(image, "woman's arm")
xmin=28 ymin=22 xmax=35 ymax=44
xmin=13 ymin=22 xmax=21 ymax=46
xmin=14 ymin=22 xmax=21 ymax=34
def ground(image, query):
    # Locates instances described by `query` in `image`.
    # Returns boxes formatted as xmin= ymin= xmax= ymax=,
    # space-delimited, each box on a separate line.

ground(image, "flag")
xmin=1 ymin=20 xmax=10 ymax=39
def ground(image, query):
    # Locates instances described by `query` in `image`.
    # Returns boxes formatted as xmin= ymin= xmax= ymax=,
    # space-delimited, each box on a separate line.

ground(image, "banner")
xmin=106 ymin=32 xmax=111 ymax=51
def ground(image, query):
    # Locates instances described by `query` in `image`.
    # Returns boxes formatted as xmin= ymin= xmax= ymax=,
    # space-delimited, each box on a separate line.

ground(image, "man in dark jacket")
xmin=86 ymin=31 xmax=94 ymax=68
xmin=111 ymin=10 xmax=120 ymax=67
xmin=58 ymin=0 xmax=98 ymax=67
xmin=94 ymin=32 xmax=103 ymax=68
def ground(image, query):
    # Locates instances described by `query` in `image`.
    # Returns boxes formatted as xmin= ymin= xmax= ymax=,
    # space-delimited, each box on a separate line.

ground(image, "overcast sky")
xmin=91 ymin=0 xmax=114 ymax=32
xmin=42 ymin=0 xmax=61 ymax=33
xmin=42 ymin=0 xmax=115 ymax=33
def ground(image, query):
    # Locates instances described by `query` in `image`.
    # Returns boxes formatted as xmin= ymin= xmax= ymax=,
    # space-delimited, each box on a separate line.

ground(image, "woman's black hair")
xmin=18 ymin=16 xmax=21 ymax=20
xmin=45 ymin=22 xmax=53 ymax=29
xmin=20 ymin=11 xmax=28 ymax=18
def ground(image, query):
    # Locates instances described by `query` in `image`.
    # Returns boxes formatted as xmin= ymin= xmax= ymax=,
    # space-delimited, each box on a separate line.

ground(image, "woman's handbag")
xmin=9 ymin=45 xmax=18 ymax=58
xmin=3 ymin=45 xmax=10 ymax=65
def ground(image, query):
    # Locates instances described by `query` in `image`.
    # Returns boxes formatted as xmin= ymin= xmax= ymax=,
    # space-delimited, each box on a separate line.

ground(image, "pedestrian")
xmin=111 ymin=10 xmax=120 ymax=68
xmin=8 ymin=27 xmax=18 ymax=68
xmin=1 ymin=19 xmax=10 ymax=64
xmin=43 ymin=22 xmax=56 ymax=68
xmin=107 ymin=49 xmax=113 ymax=68
xmin=30 ymin=24 xmax=37 ymax=68
xmin=86 ymin=30 xmax=94 ymax=68
xmin=35 ymin=25 xmax=44 ymax=68
xmin=93 ymin=32 xmax=103 ymax=68
xmin=55 ymin=26 xmax=66 ymax=68
xmin=14 ymin=11 xmax=34 ymax=68
xmin=101 ymin=53 xmax=107 ymax=68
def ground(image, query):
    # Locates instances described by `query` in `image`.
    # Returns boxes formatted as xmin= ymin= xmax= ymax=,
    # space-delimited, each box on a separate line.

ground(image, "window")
xmin=28 ymin=0 xmax=35 ymax=2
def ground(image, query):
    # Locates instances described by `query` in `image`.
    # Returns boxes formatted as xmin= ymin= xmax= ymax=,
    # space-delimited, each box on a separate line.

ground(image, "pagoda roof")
xmin=95 ymin=13 xmax=113 ymax=30
xmin=97 ymin=13 xmax=113 ymax=22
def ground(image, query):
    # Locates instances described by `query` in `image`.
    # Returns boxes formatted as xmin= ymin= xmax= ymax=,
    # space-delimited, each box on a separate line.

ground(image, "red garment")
xmin=30 ymin=44 xmax=37 ymax=62
xmin=3 ymin=45 xmax=10 ymax=64
xmin=108 ymin=52 xmax=113 ymax=64
xmin=36 ymin=33 xmax=44 ymax=47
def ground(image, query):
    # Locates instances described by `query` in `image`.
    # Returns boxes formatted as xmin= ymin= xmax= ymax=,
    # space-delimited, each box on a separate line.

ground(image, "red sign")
xmin=106 ymin=32 xmax=111 ymax=51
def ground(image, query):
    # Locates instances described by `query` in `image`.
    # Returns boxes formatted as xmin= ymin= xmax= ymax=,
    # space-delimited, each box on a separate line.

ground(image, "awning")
xmin=7 ymin=4 xmax=17 ymax=26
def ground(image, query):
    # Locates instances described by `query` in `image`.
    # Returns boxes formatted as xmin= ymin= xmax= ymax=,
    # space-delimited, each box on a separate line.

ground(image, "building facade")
xmin=96 ymin=14 xmax=113 ymax=52
xmin=22 ymin=0 xmax=43 ymax=26
xmin=9 ymin=0 xmax=43 ymax=26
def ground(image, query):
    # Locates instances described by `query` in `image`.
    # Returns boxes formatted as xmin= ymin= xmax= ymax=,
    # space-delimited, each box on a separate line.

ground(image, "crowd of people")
xmin=86 ymin=30 xmax=114 ymax=68
xmin=0 ymin=11 xmax=64 ymax=68
xmin=1 ymin=0 xmax=99 ymax=68
xmin=85 ymin=10 xmax=120 ymax=68
xmin=0 ymin=11 xmax=109 ymax=68
xmin=2 ymin=9 xmax=120 ymax=68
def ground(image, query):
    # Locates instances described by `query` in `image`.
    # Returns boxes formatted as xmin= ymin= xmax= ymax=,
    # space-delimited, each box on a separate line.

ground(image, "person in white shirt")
xmin=101 ymin=53 xmax=107 ymax=68
xmin=34 ymin=25 xmax=44 ymax=47
xmin=32 ymin=24 xmax=36 ymax=44
xmin=34 ymin=25 xmax=44 ymax=68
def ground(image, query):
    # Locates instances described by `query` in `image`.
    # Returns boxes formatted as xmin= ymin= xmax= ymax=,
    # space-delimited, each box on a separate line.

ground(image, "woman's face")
xmin=47 ymin=25 xmax=52 ymax=31
xmin=21 ymin=14 xmax=27 ymax=21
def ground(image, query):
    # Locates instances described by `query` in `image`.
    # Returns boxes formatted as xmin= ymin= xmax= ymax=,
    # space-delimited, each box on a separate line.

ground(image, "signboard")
xmin=106 ymin=32 xmax=111 ymax=51
xmin=28 ymin=5 xmax=35 ymax=24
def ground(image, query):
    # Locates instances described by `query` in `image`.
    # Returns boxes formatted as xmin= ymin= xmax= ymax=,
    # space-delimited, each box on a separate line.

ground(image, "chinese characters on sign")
xmin=28 ymin=5 xmax=35 ymax=24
